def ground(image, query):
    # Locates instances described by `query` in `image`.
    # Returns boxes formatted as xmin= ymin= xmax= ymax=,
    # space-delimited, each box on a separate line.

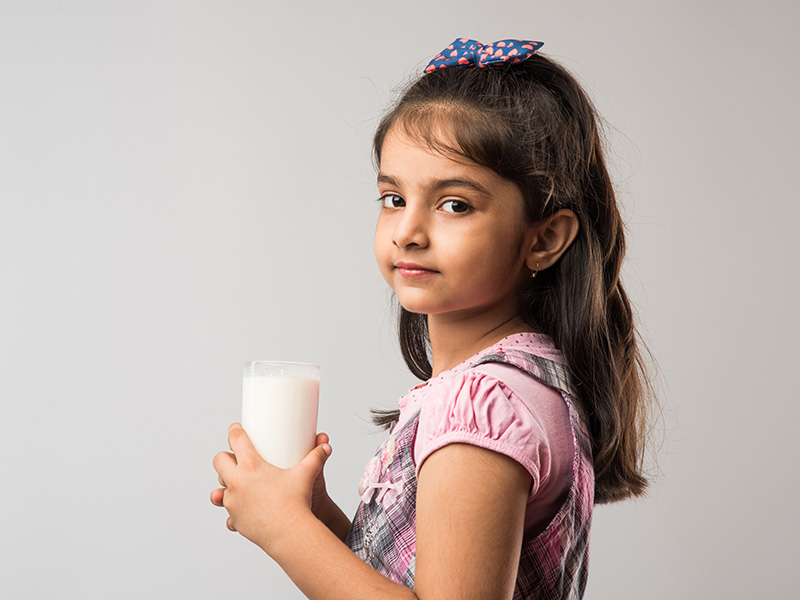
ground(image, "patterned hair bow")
xmin=425 ymin=38 xmax=544 ymax=73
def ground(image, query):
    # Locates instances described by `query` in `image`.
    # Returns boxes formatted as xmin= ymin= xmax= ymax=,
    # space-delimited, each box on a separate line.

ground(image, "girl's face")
xmin=374 ymin=125 xmax=532 ymax=321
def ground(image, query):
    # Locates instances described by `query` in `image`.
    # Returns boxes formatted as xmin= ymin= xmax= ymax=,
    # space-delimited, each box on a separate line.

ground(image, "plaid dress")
xmin=345 ymin=347 xmax=595 ymax=599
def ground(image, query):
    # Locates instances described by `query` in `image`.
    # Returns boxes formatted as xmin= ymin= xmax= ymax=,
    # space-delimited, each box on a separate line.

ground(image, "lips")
xmin=395 ymin=261 xmax=438 ymax=278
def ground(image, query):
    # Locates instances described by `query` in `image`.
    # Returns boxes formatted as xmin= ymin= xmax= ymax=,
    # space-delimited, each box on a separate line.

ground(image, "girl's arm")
xmin=310 ymin=492 xmax=352 ymax=543
xmin=414 ymin=443 xmax=531 ymax=599
xmin=212 ymin=424 xmax=530 ymax=600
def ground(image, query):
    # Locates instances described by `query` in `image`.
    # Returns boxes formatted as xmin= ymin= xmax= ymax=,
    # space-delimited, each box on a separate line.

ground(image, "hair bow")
xmin=425 ymin=38 xmax=544 ymax=73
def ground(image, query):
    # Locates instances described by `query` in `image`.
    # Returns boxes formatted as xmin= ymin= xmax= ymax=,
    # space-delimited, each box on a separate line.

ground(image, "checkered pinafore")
xmin=345 ymin=349 xmax=595 ymax=599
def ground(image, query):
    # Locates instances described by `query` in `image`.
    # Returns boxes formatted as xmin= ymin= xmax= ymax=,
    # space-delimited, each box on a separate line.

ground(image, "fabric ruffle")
xmin=413 ymin=368 xmax=552 ymax=496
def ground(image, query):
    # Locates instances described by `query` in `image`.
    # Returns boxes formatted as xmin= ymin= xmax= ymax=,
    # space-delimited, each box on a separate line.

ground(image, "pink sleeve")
xmin=413 ymin=369 xmax=552 ymax=497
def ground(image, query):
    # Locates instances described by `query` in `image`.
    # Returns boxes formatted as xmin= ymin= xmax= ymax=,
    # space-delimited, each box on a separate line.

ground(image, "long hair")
xmin=372 ymin=54 xmax=654 ymax=504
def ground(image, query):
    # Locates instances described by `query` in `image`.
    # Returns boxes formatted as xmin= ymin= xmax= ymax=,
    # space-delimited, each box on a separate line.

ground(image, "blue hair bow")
xmin=425 ymin=38 xmax=544 ymax=73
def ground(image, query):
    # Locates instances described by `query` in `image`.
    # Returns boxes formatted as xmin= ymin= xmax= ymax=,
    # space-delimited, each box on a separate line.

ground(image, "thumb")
xmin=298 ymin=442 xmax=332 ymax=479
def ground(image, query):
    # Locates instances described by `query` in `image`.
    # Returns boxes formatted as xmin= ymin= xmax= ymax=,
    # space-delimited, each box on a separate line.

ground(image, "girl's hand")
xmin=307 ymin=431 xmax=353 ymax=541
xmin=310 ymin=432 xmax=333 ymax=516
xmin=211 ymin=423 xmax=332 ymax=553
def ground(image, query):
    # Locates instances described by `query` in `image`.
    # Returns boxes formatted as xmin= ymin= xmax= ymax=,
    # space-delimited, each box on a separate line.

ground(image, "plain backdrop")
xmin=1 ymin=1 xmax=798 ymax=598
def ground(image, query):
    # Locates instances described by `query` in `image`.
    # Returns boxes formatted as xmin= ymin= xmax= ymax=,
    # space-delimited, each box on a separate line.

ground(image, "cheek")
xmin=373 ymin=220 xmax=394 ymax=277
xmin=373 ymin=217 xmax=386 ymax=258
xmin=373 ymin=213 xmax=386 ymax=251
xmin=466 ymin=232 xmax=527 ymax=282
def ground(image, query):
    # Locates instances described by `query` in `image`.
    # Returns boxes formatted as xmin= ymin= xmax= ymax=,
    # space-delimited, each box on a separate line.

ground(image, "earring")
xmin=530 ymin=261 xmax=539 ymax=279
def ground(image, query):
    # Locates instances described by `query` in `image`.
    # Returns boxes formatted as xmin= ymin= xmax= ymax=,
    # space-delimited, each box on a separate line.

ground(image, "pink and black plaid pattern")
xmin=345 ymin=407 xmax=420 ymax=586
xmin=346 ymin=349 xmax=594 ymax=598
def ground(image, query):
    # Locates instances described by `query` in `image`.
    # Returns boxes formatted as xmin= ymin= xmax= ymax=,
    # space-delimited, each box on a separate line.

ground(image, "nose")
xmin=392 ymin=204 xmax=429 ymax=249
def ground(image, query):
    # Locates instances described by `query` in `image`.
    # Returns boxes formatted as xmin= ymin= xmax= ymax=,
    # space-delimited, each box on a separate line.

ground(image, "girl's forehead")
xmin=381 ymin=126 xmax=478 ymax=173
xmin=378 ymin=126 xmax=518 ymax=199
xmin=382 ymin=118 xmax=469 ymax=165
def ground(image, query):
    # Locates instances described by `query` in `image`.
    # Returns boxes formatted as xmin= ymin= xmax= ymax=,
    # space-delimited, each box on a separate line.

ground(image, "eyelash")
xmin=377 ymin=194 xmax=473 ymax=214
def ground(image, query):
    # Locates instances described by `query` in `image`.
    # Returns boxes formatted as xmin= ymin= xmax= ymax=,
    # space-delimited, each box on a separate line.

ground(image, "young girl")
xmin=211 ymin=38 xmax=653 ymax=600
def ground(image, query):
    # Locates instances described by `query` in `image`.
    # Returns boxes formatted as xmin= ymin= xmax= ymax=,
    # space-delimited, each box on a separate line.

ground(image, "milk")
xmin=242 ymin=365 xmax=319 ymax=469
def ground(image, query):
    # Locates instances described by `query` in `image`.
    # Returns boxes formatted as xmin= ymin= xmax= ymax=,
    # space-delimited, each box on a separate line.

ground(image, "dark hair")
xmin=371 ymin=54 xmax=654 ymax=504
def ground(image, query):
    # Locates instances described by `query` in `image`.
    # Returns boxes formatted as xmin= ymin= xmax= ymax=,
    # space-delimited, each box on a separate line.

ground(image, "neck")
xmin=427 ymin=305 xmax=536 ymax=377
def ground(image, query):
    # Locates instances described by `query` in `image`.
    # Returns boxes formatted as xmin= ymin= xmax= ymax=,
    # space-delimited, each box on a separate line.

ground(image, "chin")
xmin=396 ymin=299 xmax=461 ymax=316
xmin=394 ymin=294 xmax=435 ymax=315
xmin=396 ymin=301 xmax=431 ymax=315
xmin=393 ymin=288 xmax=461 ymax=316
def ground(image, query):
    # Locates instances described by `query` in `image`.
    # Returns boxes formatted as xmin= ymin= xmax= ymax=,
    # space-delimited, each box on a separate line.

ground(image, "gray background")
xmin=1 ymin=0 xmax=797 ymax=598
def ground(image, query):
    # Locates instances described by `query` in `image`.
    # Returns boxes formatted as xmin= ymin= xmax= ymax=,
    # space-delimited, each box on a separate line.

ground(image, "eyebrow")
xmin=377 ymin=173 xmax=491 ymax=196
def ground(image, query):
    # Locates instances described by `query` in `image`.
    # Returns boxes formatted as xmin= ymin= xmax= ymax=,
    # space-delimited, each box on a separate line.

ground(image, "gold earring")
xmin=530 ymin=261 xmax=539 ymax=278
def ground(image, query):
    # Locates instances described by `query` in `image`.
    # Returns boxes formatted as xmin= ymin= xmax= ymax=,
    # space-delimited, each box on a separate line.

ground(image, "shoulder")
xmin=414 ymin=362 xmax=566 ymax=495
xmin=473 ymin=361 xmax=571 ymax=429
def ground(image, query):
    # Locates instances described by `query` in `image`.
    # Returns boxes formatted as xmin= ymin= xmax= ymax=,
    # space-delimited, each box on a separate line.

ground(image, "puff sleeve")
xmin=413 ymin=369 xmax=554 ymax=499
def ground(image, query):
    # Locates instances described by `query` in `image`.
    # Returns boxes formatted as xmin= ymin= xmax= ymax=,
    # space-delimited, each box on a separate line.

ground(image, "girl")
xmin=212 ymin=38 xmax=653 ymax=600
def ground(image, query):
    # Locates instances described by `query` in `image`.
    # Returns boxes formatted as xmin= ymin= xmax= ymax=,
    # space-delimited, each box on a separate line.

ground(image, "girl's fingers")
xmin=209 ymin=486 xmax=236 ymax=531
xmin=298 ymin=443 xmax=332 ymax=483
xmin=212 ymin=451 xmax=236 ymax=481
xmin=210 ymin=488 xmax=225 ymax=506
xmin=316 ymin=432 xmax=330 ymax=446
xmin=227 ymin=423 xmax=258 ymax=462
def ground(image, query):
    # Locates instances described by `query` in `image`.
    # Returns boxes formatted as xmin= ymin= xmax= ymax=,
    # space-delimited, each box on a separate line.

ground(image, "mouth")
xmin=395 ymin=261 xmax=438 ymax=278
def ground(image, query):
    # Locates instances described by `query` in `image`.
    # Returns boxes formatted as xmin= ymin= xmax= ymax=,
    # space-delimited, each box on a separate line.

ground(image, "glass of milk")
xmin=242 ymin=361 xmax=320 ymax=468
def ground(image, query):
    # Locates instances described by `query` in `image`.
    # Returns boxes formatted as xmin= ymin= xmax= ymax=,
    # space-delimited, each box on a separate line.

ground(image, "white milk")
xmin=242 ymin=375 xmax=319 ymax=468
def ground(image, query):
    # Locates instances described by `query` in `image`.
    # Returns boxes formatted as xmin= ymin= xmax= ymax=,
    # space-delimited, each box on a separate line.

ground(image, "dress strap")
xmin=471 ymin=348 xmax=576 ymax=400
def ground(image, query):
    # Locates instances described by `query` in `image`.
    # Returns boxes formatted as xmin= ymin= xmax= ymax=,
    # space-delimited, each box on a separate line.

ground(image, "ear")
xmin=523 ymin=209 xmax=580 ymax=272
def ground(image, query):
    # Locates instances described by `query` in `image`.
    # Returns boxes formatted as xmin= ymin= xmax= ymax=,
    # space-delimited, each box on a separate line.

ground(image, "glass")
xmin=242 ymin=361 xmax=320 ymax=468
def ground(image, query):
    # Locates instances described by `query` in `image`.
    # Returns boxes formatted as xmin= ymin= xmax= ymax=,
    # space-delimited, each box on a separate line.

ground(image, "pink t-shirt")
xmin=398 ymin=333 xmax=574 ymax=536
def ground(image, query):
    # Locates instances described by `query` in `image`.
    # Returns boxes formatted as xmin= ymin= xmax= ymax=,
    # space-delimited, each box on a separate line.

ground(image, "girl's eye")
xmin=380 ymin=194 xmax=405 ymax=208
xmin=440 ymin=199 xmax=471 ymax=214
